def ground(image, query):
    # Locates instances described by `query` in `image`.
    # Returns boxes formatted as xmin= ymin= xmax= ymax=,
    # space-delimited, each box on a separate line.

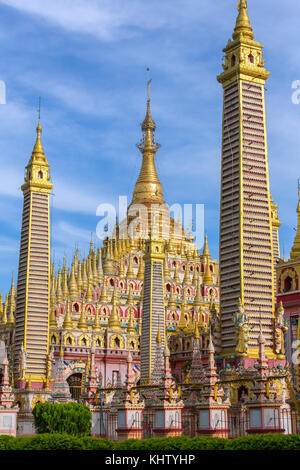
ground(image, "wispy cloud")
xmin=53 ymin=221 xmax=93 ymax=244
xmin=0 ymin=0 xmax=299 ymax=294
xmin=52 ymin=179 xmax=113 ymax=215
xmin=0 ymin=0 xmax=229 ymax=42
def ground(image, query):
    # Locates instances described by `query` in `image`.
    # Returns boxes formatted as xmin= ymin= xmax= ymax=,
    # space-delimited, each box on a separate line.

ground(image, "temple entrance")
xmin=238 ymin=386 xmax=248 ymax=402
xmin=67 ymin=373 xmax=83 ymax=401
xmin=284 ymin=276 xmax=293 ymax=293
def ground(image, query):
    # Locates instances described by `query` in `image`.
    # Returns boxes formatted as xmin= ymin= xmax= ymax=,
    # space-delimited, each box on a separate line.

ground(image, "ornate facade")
xmin=0 ymin=0 xmax=298 ymax=438
xmin=276 ymin=180 xmax=300 ymax=405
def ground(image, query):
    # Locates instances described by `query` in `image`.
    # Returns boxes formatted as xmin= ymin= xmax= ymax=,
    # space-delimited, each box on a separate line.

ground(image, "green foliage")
xmin=0 ymin=433 xmax=300 ymax=450
xmin=0 ymin=435 xmax=15 ymax=450
xmin=80 ymin=437 xmax=114 ymax=450
xmin=115 ymin=436 xmax=227 ymax=450
xmin=32 ymin=402 xmax=92 ymax=437
xmin=224 ymin=433 xmax=300 ymax=451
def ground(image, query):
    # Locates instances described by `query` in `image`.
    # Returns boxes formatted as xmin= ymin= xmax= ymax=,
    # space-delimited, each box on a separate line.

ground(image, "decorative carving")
xmin=274 ymin=302 xmax=288 ymax=356
xmin=233 ymin=300 xmax=249 ymax=356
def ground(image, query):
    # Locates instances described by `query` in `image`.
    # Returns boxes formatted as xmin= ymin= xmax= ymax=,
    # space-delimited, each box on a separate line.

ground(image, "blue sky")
xmin=0 ymin=0 xmax=299 ymax=296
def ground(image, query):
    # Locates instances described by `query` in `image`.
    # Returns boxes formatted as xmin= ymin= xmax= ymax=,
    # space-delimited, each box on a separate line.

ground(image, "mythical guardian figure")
xmin=274 ymin=302 xmax=288 ymax=356
xmin=233 ymin=299 xmax=249 ymax=356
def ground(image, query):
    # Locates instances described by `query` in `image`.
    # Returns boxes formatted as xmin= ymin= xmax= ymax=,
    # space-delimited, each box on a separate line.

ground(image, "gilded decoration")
xmin=78 ymin=334 xmax=90 ymax=347
xmin=93 ymin=335 xmax=104 ymax=348
xmin=110 ymin=334 xmax=124 ymax=349
xmin=63 ymin=334 xmax=75 ymax=346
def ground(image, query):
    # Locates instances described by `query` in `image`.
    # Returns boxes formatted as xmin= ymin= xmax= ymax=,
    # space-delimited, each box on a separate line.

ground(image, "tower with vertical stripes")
xmin=217 ymin=1 xmax=278 ymax=359
xmin=140 ymin=236 xmax=166 ymax=383
xmin=14 ymin=119 xmax=53 ymax=387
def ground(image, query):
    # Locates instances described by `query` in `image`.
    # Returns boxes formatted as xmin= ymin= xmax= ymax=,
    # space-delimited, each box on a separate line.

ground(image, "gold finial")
xmin=97 ymin=252 xmax=104 ymax=283
xmin=183 ymin=265 xmax=191 ymax=285
xmin=202 ymin=234 xmax=211 ymax=259
xmin=49 ymin=303 xmax=57 ymax=328
xmin=108 ymin=288 xmax=122 ymax=331
xmin=142 ymin=68 xmax=155 ymax=131
xmin=89 ymin=237 xmax=94 ymax=256
xmin=77 ymin=262 xmax=83 ymax=294
xmin=233 ymin=0 xmax=254 ymax=41
xmin=126 ymin=254 xmax=134 ymax=278
xmin=93 ymin=303 xmax=102 ymax=332
xmin=77 ymin=299 xmax=88 ymax=330
xmin=68 ymin=262 xmax=78 ymax=297
xmin=82 ymin=261 xmax=88 ymax=291
xmin=203 ymin=266 xmax=213 ymax=285
xmin=192 ymin=265 xmax=199 ymax=284
xmin=100 ymin=281 xmax=108 ymax=303
xmin=177 ymin=295 xmax=187 ymax=332
xmin=86 ymin=279 xmax=93 ymax=302
xmin=56 ymin=270 xmax=63 ymax=303
xmin=137 ymin=258 xmax=145 ymax=280
xmin=10 ymin=273 xmax=15 ymax=294
xmin=164 ymin=256 xmax=170 ymax=279
xmin=63 ymin=299 xmax=73 ymax=329
xmin=147 ymin=67 xmax=151 ymax=101
xmin=59 ymin=334 xmax=64 ymax=358
xmin=237 ymin=0 xmax=247 ymax=10
xmin=173 ymin=262 xmax=180 ymax=283
xmin=37 ymin=96 xmax=41 ymax=121
xmin=7 ymin=300 xmax=15 ymax=325
xmin=168 ymin=285 xmax=177 ymax=309
xmin=193 ymin=279 xmax=202 ymax=308
xmin=2 ymin=296 xmax=8 ymax=325
xmin=127 ymin=307 xmax=136 ymax=335
xmin=32 ymin=114 xmax=45 ymax=161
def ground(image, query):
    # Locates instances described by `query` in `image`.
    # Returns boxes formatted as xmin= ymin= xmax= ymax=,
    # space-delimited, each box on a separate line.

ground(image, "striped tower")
xmin=217 ymin=1 xmax=279 ymax=360
xmin=14 ymin=119 xmax=53 ymax=387
xmin=140 ymin=236 xmax=165 ymax=383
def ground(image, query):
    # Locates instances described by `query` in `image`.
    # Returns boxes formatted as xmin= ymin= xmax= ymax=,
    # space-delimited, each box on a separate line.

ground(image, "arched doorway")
xmin=67 ymin=373 xmax=83 ymax=401
xmin=238 ymin=386 xmax=248 ymax=402
xmin=284 ymin=276 xmax=293 ymax=292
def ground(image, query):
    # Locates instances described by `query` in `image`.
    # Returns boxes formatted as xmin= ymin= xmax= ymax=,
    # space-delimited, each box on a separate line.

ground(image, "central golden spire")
xmin=130 ymin=69 xmax=164 ymax=206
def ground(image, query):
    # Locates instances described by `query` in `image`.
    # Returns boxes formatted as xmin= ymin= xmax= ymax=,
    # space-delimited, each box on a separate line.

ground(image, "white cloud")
xmin=17 ymin=73 xmax=122 ymax=118
xmin=0 ymin=0 xmax=228 ymax=42
xmin=0 ymin=158 xmax=113 ymax=215
xmin=52 ymin=177 xmax=114 ymax=215
xmin=53 ymin=221 xmax=92 ymax=243
xmin=0 ymin=0 xmax=299 ymax=277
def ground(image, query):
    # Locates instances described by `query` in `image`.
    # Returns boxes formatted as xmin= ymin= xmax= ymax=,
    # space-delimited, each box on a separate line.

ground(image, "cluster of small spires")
xmin=0 ymin=275 xmax=16 ymax=327
xmin=0 ymin=60 xmax=219 ymax=340
xmin=0 ymin=230 xmax=218 ymax=336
